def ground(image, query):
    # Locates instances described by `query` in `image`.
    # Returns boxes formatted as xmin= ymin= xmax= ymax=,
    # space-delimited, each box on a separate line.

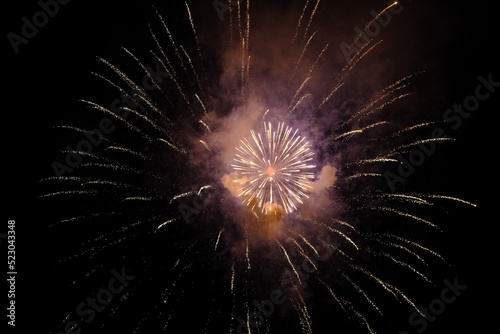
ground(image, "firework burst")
xmin=232 ymin=122 xmax=315 ymax=214
xmin=39 ymin=1 xmax=478 ymax=333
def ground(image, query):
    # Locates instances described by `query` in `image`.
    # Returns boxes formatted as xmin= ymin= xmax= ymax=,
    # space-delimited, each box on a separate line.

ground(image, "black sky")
xmin=4 ymin=0 xmax=498 ymax=333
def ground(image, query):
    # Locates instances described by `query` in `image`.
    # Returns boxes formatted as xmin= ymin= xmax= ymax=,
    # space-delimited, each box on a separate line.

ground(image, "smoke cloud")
xmin=310 ymin=165 xmax=338 ymax=192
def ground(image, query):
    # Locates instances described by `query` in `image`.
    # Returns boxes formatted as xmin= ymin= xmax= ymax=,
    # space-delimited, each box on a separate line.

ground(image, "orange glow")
xmin=266 ymin=166 xmax=276 ymax=177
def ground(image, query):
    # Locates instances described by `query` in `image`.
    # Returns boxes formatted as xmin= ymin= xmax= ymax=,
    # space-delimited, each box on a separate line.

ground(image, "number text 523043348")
xmin=6 ymin=220 xmax=16 ymax=327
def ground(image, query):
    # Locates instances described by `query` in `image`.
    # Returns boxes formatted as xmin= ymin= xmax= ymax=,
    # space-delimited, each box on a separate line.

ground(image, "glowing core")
xmin=232 ymin=122 xmax=316 ymax=214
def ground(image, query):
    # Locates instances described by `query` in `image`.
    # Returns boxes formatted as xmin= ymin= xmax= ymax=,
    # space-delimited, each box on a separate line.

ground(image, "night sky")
xmin=4 ymin=0 xmax=497 ymax=333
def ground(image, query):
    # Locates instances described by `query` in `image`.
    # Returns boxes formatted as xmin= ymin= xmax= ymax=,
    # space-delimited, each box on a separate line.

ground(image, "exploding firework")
xmin=232 ymin=122 xmax=315 ymax=214
xmin=39 ymin=1 xmax=479 ymax=333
